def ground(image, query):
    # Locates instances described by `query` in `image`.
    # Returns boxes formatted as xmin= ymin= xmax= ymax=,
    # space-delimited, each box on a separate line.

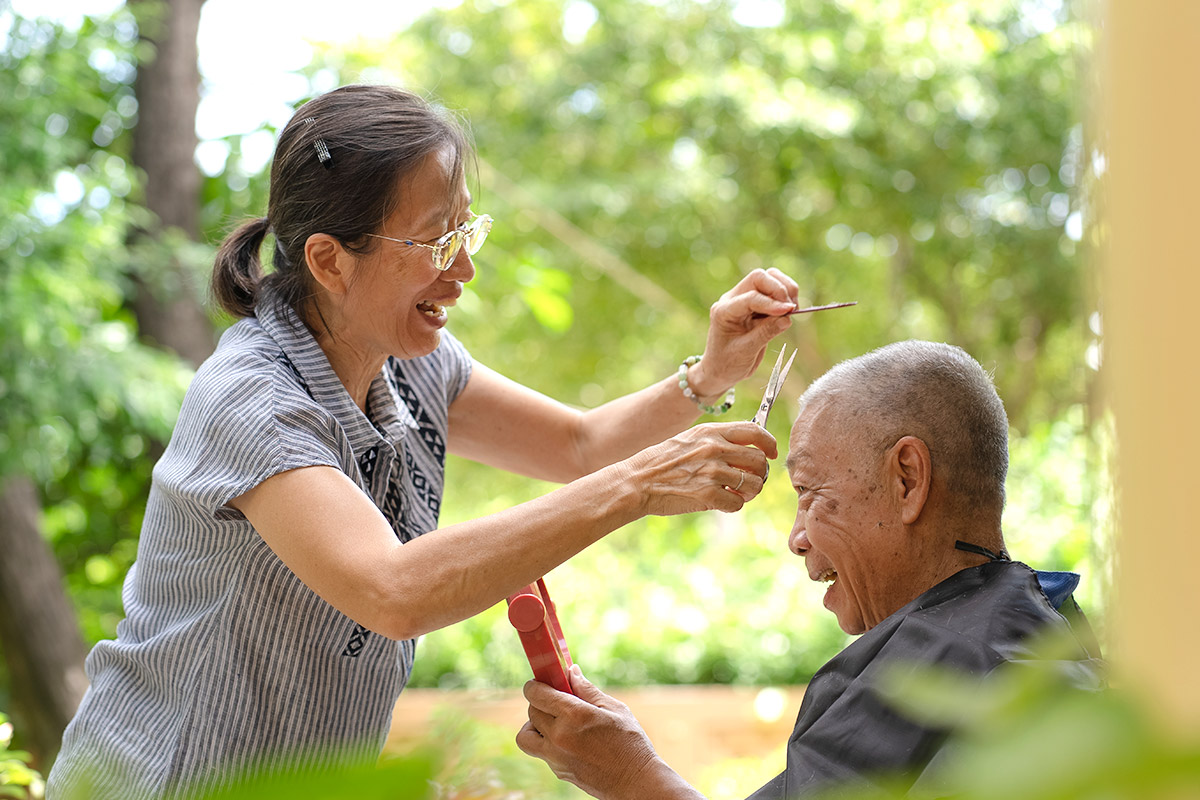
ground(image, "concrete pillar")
xmin=1105 ymin=0 xmax=1200 ymax=732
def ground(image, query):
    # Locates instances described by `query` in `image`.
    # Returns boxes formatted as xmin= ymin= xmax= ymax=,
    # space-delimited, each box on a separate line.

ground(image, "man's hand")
xmin=516 ymin=666 xmax=705 ymax=800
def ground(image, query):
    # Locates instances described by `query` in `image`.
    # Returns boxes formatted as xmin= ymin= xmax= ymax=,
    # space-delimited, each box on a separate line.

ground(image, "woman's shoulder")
xmin=180 ymin=317 xmax=324 ymax=429
xmin=157 ymin=318 xmax=345 ymax=505
xmin=198 ymin=316 xmax=284 ymax=374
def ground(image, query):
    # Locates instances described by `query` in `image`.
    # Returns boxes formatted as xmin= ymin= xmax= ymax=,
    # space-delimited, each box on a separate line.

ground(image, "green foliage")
xmin=7 ymin=0 xmax=1110 ymax=695
xmin=198 ymin=754 xmax=436 ymax=800
xmin=191 ymin=709 xmax=582 ymax=800
xmin=190 ymin=0 xmax=1110 ymax=689
xmin=162 ymin=668 xmax=1200 ymax=799
xmin=0 ymin=712 xmax=44 ymax=799
xmin=0 ymin=9 xmax=194 ymax=646
xmin=412 ymin=406 xmax=1110 ymax=689
xmin=805 ymin=643 xmax=1200 ymax=799
xmin=314 ymin=0 xmax=1097 ymax=432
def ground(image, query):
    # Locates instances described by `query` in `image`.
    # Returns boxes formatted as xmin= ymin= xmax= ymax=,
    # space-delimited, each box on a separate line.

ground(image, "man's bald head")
xmin=799 ymin=340 xmax=1009 ymax=522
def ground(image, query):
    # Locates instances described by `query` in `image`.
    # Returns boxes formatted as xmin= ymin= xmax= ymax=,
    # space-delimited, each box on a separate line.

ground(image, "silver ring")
xmin=734 ymin=470 xmax=745 ymax=491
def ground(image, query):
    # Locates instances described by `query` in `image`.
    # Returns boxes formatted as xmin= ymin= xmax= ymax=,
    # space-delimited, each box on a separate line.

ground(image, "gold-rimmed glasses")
xmin=364 ymin=213 xmax=493 ymax=271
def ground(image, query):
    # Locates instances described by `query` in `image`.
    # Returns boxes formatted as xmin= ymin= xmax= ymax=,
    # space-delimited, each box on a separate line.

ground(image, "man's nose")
xmin=789 ymin=522 xmax=809 ymax=556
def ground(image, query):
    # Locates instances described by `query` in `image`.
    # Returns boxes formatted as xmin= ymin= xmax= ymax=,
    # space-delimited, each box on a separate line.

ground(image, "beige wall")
xmin=1106 ymin=0 xmax=1200 ymax=732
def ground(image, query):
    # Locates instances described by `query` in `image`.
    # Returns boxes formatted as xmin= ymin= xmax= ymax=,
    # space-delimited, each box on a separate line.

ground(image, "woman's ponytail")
xmin=211 ymin=217 xmax=271 ymax=318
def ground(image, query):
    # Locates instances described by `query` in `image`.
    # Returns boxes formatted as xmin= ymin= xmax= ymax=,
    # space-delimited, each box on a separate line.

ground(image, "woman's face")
xmin=339 ymin=147 xmax=476 ymax=361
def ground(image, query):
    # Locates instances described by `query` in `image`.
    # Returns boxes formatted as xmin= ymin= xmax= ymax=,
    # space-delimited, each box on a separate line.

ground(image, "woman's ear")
xmin=304 ymin=233 xmax=354 ymax=295
xmin=888 ymin=435 xmax=932 ymax=525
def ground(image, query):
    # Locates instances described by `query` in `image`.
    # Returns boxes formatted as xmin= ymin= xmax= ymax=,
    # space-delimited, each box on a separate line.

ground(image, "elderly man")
xmin=517 ymin=340 xmax=1103 ymax=799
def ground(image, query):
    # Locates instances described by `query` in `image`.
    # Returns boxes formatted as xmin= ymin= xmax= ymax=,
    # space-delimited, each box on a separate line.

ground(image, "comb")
xmin=506 ymin=578 xmax=574 ymax=694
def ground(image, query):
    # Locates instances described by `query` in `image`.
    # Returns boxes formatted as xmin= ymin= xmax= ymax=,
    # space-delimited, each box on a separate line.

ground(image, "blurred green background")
xmin=0 ymin=0 xmax=1115 ymax=792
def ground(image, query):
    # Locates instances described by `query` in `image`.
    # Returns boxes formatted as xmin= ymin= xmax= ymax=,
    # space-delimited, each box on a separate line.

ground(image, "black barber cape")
xmin=746 ymin=560 xmax=1104 ymax=799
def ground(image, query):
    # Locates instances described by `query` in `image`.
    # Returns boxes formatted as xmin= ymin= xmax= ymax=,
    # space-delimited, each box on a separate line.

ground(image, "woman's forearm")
xmin=570 ymin=373 xmax=712 ymax=476
xmin=376 ymin=458 xmax=645 ymax=639
xmin=242 ymin=421 xmax=774 ymax=642
xmin=449 ymin=364 xmax=734 ymax=484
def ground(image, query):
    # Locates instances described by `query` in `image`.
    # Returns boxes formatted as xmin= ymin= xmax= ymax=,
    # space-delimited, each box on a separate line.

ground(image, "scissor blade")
xmin=753 ymin=346 xmax=792 ymax=427
xmin=778 ymin=349 xmax=797 ymax=387
xmin=767 ymin=347 xmax=787 ymax=385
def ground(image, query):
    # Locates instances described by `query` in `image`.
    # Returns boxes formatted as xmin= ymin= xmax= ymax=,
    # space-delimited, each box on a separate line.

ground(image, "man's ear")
xmin=888 ymin=435 xmax=931 ymax=525
xmin=304 ymin=233 xmax=354 ymax=295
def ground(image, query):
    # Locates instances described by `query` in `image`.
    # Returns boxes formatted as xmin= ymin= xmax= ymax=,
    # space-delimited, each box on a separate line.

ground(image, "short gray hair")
xmin=800 ymin=340 xmax=1009 ymax=514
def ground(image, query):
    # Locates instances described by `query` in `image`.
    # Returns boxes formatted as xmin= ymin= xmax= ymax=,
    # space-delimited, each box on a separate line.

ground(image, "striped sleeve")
xmin=155 ymin=349 xmax=345 ymax=518
xmin=439 ymin=328 xmax=473 ymax=403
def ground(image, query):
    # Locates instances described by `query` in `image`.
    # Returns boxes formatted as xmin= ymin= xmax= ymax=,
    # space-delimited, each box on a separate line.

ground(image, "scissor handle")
xmin=753 ymin=401 xmax=772 ymax=427
xmin=506 ymin=578 xmax=574 ymax=694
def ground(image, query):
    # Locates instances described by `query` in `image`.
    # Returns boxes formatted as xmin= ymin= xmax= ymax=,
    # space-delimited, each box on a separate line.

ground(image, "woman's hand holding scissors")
xmin=612 ymin=421 xmax=776 ymax=516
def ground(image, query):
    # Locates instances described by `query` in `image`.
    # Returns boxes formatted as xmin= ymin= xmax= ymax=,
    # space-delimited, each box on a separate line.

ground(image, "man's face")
xmin=786 ymin=397 xmax=907 ymax=635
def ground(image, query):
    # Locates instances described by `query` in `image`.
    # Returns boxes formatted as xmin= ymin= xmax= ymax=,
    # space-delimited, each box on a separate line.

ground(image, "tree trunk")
xmin=0 ymin=476 xmax=89 ymax=768
xmin=129 ymin=0 xmax=214 ymax=368
xmin=0 ymin=0 xmax=214 ymax=770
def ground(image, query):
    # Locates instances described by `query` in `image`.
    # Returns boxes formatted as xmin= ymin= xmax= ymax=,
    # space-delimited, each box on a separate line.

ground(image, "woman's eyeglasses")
xmin=364 ymin=213 xmax=493 ymax=271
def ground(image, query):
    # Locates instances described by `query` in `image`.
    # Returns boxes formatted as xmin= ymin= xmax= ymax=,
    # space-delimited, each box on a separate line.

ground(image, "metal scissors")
xmin=753 ymin=345 xmax=797 ymax=428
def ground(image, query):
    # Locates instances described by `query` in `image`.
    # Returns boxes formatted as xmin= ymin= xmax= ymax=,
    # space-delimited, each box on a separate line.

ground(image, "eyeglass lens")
xmin=435 ymin=216 xmax=492 ymax=270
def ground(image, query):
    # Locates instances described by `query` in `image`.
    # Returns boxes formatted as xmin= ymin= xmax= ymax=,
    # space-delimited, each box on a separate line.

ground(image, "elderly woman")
xmin=48 ymin=84 xmax=798 ymax=799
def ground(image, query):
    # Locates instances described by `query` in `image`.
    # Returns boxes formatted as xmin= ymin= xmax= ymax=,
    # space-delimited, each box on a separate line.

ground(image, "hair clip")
xmin=302 ymin=117 xmax=333 ymax=169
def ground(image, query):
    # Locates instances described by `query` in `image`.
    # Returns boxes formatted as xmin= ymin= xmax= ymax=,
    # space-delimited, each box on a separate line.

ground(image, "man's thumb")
xmin=568 ymin=664 xmax=603 ymax=702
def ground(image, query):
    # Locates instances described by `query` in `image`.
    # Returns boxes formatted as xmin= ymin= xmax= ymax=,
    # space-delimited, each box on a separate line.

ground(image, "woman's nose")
xmin=444 ymin=245 xmax=476 ymax=282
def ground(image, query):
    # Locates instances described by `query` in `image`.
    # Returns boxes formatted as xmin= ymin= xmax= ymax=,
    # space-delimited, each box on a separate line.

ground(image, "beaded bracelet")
xmin=677 ymin=355 xmax=736 ymax=415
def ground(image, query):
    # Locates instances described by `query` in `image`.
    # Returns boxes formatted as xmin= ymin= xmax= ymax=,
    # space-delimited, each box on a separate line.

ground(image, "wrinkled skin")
xmin=518 ymin=667 xmax=704 ymax=800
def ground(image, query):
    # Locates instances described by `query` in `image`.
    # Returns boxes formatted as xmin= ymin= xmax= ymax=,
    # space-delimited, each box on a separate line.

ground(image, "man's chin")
xmin=825 ymin=587 xmax=867 ymax=635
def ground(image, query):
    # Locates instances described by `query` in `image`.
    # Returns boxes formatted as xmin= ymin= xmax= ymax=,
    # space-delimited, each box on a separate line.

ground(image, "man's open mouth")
xmin=417 ymin=300 xmax=445 ymax=317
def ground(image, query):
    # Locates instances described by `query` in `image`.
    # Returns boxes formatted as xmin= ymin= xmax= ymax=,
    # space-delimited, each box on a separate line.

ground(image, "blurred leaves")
xmin=0 ymin=712 xmax=44 ymax=799
xmin=0 ymin=9 xmax=193 ymax=650
xmin=1 ymin=0 xmax=1111 ymax=694
xmin=196 ymin=709 xmax=582 ymax=800
xmin=166 ymin=663 xmax=1200 ymax=799
xmin=823 ymin=642 xmax=1200 ymax=800
xmin=312 ymin=0 xmax=1097 ymax=432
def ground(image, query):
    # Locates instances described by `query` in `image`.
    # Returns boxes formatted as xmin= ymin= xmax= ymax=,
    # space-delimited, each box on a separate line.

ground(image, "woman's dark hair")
xmin=211 ymin=85 xmax=472 ymax=319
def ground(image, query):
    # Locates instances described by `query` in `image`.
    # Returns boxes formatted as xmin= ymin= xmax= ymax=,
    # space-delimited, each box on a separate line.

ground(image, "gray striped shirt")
xmin=48 ymin=292 xmax=472 ymax=799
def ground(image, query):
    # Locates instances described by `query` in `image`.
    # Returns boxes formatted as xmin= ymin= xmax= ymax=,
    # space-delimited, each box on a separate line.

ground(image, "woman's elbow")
xmin=356 ymin=601 xmax=428 ymax=642
xmin=344 ymin=569 xmax=431 ymax=641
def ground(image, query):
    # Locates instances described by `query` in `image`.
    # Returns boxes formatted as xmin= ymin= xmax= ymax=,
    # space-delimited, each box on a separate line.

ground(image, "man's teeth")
xmin=816 ymin=569 xmax=837 ymax=583
xmin=418 ymin=301 xmax=444 ymax=316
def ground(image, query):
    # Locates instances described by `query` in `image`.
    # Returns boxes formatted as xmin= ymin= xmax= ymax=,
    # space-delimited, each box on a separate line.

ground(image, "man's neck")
xmin=870 ymin=520 xmax=1005 ymax=629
